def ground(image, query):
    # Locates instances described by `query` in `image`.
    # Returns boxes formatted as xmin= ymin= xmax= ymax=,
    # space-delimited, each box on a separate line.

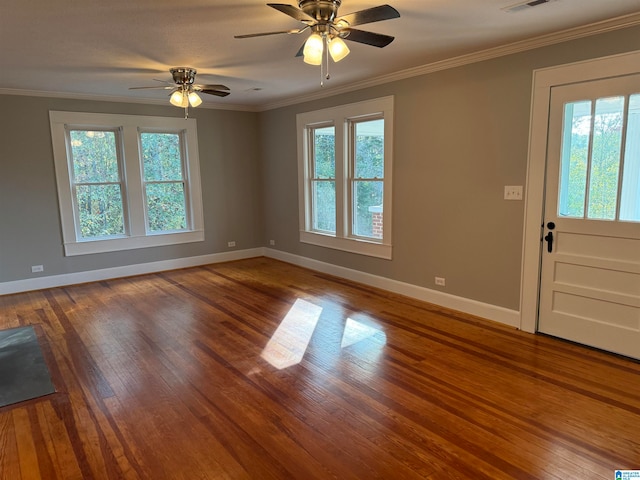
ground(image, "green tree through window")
xmin=69 ymin=130 xmax=125 ymax=238
xmin=297 ymin=96 xmax=393 ymax=259
xmin=312 ymin=127 xmax=336 ymax=232
xmin=559 ymin=95 xmax=640 ymax=222
xmin=141 ymin=132 xmax=188 ymax=232
xmin=51 ymin=111 xmax=204 ymax=256
xmin=353 ymin=119 xmax=384 ymax=238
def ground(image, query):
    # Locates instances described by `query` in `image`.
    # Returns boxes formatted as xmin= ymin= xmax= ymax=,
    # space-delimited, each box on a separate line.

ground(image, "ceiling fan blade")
xmin=342 ymin=28 xmax=395 ymax=48
xmin=235 ymin=28 xmax=305 ymax=39
xmin=294 ymin=42 xmax=305 ymax=57
xmin=336 ymin=4 xmax=400 ymax=27
xmin=194 ymin=84 xmax=230 ymax=92
xmin=267 ymin=3 xmax=315 ymax=23
xmin=129 ymin=85 xmax=174 ymax=90
xmin=199 ymin=89 xmax=231 ymax=97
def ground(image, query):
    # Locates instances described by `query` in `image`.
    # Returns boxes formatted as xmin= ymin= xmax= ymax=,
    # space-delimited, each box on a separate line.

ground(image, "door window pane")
xmin=620 ymin=94 xmax=640 ymax=222
xmin=587 ymin=96 xmax=624 ymax=220
xmin=558 ymin=101 xmax=591 ymax=218
xmin=557 ymin=95 xmax=640 ymax=224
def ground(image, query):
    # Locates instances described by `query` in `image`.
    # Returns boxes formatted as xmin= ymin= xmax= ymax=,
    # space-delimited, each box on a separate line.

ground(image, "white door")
xmin=538 ymin=74 xmax=640 ymax=360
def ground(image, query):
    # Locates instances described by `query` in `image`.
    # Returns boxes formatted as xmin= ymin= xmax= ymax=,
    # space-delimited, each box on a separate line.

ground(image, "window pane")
xmin=76 ymin=184 xmax=124 ymax=238
xmin=353 ymin=180 xmax=383 ymax=238
xmin=620 ymin=94 xmax=640 ymax=222
xmin=70 ymin=130 xmax=119 ymax=183
xmin=312 ymin=181 xmax=335 ymax=233
xmin=558 ymin=101 xmax=591 ymax=218
xmin=354 ymin=119 xmax=384 ymax=179
xmin=313 ymin=127 xmax=335 ymax=178
xmin=146 ymin=182 xmax=187 ymax=232
xmin=587 ymin=96 xmax=624 ymax=220
xmin=141 ymin=133 xmax=183 ymax=181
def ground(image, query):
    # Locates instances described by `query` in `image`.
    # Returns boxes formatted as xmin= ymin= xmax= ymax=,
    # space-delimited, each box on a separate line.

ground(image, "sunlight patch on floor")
xmin=262 ymin=299 xmax=386 ymax=369
xmin=261 ymin=299 xmax=322 ymax=369
xmin=341 ymin=317 xmax=383 ymax=349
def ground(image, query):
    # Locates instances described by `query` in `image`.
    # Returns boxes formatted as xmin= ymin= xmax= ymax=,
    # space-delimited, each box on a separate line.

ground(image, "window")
xmin=297 ymin=96 xmax=393 ymax=259
xmin=351 ymin=118 xmax=385 ymax=239
xmin=310 ymin=124 xmax=336 ymax=233
xmin=559 ymin=93 xmax=640 ymax=222
xmin=50 ymin=111 xmax=204 ymax=256
xmin=140 ymin=132 xmax=188 ymax=232
xmin=68 ymin=129 xmax=126 ymax=238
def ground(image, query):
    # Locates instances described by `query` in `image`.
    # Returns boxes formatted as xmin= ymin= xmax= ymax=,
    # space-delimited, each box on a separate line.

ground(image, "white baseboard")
xmin=0 ymin=248 xmax=265 ymax=296
xmin=265 ymin=248 xmax=521 ymax=329
xmin=1 ymin=246 xmax=521 ymax=329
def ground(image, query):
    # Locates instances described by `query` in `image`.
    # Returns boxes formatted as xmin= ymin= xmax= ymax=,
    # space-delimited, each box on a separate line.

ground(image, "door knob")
xmin=544 ymin=231 xmax=553 ymax=253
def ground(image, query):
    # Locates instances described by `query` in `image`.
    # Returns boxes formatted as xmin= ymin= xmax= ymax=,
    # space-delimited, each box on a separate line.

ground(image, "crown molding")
xmin=0 ymin=87 xmax=260 ymax=112
xmin=1 ymin=12 xmax=639 ymax=113
xmin=258 ymin=11 xmax=640 ymax=111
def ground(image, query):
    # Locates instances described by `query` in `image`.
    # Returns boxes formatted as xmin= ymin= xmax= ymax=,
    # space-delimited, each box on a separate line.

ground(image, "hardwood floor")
xmin=0 ymin=257 xmax=638 ymax=479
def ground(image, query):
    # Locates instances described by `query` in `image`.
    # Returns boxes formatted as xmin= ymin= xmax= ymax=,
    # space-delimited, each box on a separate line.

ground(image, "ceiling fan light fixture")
xmin=234 ymin=1 xmax=399 ymax=86
xmin=131 ymin=67 xmax=229 ymax=119
xmin=303 ymin=33 xmax=324 ymax=65
xmin=328 ymin=36 xmax=349 ymax=62
xmin=170 ymin=90 xmax=188 ymax=107
xmin=303 ymin=50 xmax=323 ymax=65
xmin=188 ymin=91 xmax=202 ymax=107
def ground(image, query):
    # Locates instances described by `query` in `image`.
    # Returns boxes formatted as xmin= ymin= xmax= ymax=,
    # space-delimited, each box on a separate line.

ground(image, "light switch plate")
xmin=504 ymin=185 xmax=523 ymax=200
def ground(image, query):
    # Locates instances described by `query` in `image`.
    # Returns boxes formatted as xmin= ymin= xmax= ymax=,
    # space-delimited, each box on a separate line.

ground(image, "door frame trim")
xmin=520 ymin=49 xmax=640 ymax=333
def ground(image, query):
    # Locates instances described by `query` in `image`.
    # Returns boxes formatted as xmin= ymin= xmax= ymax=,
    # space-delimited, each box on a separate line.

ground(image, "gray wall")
xmin=0 ymin=96 xmax=262 ymax=282
xmin=260 ymin=25 xmax=640 ymax=311
xmin=1 ymin=25 xmax=639 ymax=312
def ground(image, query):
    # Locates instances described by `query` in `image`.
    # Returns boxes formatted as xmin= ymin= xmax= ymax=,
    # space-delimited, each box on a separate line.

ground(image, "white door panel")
xmin=538 ymin=74 xmax=640 ymax=360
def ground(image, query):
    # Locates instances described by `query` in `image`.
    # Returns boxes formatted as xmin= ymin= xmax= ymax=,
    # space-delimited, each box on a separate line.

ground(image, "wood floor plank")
xmin=12 ymin=408 xmax=41 ymax=479
xmin=0 ymin=409 xmax=20 ymax=480
xmin=1 ymin=257 xmax=639 ymax=479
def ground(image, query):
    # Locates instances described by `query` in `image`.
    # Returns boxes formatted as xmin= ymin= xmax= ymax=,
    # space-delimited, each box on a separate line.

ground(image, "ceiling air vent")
xmin=502 ymin=0 xmax=557 ymax=13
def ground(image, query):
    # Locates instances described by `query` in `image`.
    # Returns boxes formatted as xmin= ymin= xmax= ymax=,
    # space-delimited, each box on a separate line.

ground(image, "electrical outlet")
xmin=435 ymin=277 xmax=445 ymax=286
xmin=31 ymin=265 xmax=44 ymax=273
xmin=269 ymin=240 xmax=275 ymax=246
xmin=227 ymin=241 xmax=236 ymax=247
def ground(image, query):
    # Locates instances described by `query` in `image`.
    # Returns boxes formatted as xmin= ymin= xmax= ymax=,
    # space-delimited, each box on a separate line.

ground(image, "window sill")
xmin=64 ymin=230 xmax=204 ymax=256
xmin=300 ymin=230 xmax=392 ymax=260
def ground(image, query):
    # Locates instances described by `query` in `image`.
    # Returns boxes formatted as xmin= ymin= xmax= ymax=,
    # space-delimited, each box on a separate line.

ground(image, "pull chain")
xmin=325 ymin=35 xmax=331 ymax=82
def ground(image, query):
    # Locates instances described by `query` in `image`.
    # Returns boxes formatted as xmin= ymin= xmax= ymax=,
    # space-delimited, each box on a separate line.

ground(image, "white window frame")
xmin=297 ymin=96 xmax=394 ymax=259
xmin=50 ymin=111 xmax=204 ymax=256
xmin=139 ymin=129 xmax=191 ymax=233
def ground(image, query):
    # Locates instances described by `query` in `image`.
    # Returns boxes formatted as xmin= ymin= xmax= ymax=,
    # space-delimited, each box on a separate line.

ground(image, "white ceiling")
xmin=1 ymin=0 xmax=639 ymax=110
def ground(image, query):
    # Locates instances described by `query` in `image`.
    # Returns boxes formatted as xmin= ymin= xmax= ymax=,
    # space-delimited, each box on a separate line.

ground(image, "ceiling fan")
xmin=235 ymin=1 xmax=400 ymax=83
xmin=130 ymin=67 xmax=230 ymax=117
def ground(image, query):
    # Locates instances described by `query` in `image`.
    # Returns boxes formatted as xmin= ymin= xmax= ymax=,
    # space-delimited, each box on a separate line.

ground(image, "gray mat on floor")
xmin=0 ymin=326 xmax=55 ymax=408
